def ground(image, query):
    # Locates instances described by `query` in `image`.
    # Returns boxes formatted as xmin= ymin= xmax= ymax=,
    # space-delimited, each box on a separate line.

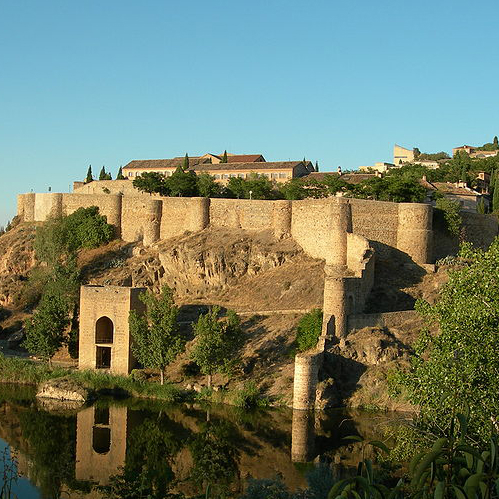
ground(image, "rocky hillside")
xmin=0 ymin=221 xmax=451 ymax=408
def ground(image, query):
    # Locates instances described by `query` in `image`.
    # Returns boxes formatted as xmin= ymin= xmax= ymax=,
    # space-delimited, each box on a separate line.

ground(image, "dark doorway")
xmin=95 ymin=316 xmax=114 ymax=344
xmin=96 ymin=346 xmax=111 ymax=369
xmin=92 ymin=427 xmax=111 ymax=454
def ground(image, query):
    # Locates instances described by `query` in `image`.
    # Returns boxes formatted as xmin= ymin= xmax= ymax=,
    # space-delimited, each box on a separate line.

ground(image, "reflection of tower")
xmin=75 ymin=406 xmax=128 ymax=485
xmin=291 ymin=410 xmax=315 ymax=462
xmin=79 ymin=285 xmax=145 ymax=375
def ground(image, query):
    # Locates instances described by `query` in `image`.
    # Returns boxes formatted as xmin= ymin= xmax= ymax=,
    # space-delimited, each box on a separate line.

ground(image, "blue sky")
xmin=1 ymin=0 xmax=498 ymax=225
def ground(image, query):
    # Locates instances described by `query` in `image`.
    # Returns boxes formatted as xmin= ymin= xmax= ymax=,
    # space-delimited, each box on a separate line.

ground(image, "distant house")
xmin=359 ymin=162 xmax=395 ymax=173
xmin=393 ymin=145 xmax=415 ymax=165
xmin=422 ymin=178 xmax=489 ymax=212
xmin=452 ymin=145 xmax=499 ymax=159
xmin=452 ymin=145 xmax=475 ymax=157
xmin=122 ymin=153 xmax=313 ymax=183
xmin=192 ymin=160 xmax=314 ymax=183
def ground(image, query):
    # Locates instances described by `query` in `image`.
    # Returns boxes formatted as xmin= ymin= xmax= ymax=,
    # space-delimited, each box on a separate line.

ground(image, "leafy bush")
xmin=34 ymin=206 xmax=114 ymax=264
xmin=295 ymin=309 xmax=323 ymax=352
xmin=230 ymin=382 xmax=270 ymax=409
xmin=435 ymin=198 xmax=462 ymax=237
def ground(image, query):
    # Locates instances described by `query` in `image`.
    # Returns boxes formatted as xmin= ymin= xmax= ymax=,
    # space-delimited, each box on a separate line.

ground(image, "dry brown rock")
xmin=36 ymin=377 xmax=94 ymax=403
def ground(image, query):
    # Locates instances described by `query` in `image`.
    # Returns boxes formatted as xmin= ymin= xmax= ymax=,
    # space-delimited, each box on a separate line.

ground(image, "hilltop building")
xmin=452 ymin=145 xmax=499 ymax=159
xmin=393 ymin=145 xmax=415 ymax=165
xmin=122 ymin=152 xmax=314 ymax=183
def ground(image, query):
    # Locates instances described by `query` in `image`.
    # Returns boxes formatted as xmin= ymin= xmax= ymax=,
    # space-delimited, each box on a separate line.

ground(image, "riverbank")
xmin=0 ymin=353 xmax=272 ymax=408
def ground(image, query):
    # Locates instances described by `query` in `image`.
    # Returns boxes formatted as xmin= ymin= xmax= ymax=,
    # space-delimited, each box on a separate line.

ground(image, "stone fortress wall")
xmin=17 ymin=186 xmax=436 ymax=410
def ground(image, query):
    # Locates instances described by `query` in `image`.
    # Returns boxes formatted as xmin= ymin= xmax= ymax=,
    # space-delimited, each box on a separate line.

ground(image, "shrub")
xmin=295 ymin=309 xmax=323 ymax=352
xmin=230 ymin=382 xmax=270 ymax=409
xmin=435 ymin=198 xmax=462 ymax=237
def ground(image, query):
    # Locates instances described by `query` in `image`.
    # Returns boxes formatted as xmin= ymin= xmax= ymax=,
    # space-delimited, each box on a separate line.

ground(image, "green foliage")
xmin=133 ymin=171 xmax=169 ymax=195
xmin=295 ymin=309 xmax=323 ymax=352
xmin=399 ymin=239 xmax=499 ymax=442
xmin=493 ymin=177 xmax=499 ymax=212
xmin=34 ymin=207 xmax=114 ymax=265
xmin=116 ymin=166 xmax=125 ymax=180
xmin=189 ymin=420 xmax=239 ymax=497
xmin=326 ymin=414 xmax=499 ymax=499
xmin=166 ymin=166 xmax=198 ymax=197
xmin=221 ymin=150 xmax=228 ymax=163
xmin=23 ymin=292 xmax=71 ymax=362
xmin=230 ymin=382 xmax=269 ymax=409
xmin=99 ymin=166 xmax=112 ymax=180
xmin=129 ymin=286 xmax=185 ymax=385
xmin=85 ymin=165 xmax=93 ymax=183
xmin=182 ymin=153 xmax=189 ymax=170
xmin=196 ymin=172 xmax=222 ymax=197
xmin=435 ymin=198 xmax=462 ymax=237
xmin=477 ymin=196 xmax=486 ymax=214
xmin=191 ymin=307 xmax=242 ymax=386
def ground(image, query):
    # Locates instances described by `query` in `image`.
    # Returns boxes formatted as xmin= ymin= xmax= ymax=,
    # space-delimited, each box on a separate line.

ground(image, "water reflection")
xmin=0 ymin=386 xmax=399 ymax=498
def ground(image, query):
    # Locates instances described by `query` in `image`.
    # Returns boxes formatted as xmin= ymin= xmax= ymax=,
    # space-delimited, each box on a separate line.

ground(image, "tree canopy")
xmin=129 ymin=286 xmax=185 ymax=385
xmin=191 ymin=307 xmax=242 ymax=387
xmin=400 ymin=238 xmax=499 ymax=441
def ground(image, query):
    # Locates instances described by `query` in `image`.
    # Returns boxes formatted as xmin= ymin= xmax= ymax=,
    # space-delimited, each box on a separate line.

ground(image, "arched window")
xmin=95 ymin=316 xmax=113 ymax=344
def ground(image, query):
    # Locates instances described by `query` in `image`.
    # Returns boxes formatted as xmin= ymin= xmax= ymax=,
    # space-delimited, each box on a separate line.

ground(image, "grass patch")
xmin=0 ymin=354 xmax=183 ymax=403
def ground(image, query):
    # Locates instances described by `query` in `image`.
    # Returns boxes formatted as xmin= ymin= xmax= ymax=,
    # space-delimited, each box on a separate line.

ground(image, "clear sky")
xmin=1 ymin=0 xmax=498 ymax=225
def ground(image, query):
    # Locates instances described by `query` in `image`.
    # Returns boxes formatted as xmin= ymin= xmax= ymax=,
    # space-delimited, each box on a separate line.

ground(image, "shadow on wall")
xmin=319 ymin=352 xmax=367 ymax=407
xmin=363 ymin=244 xmax=427 ymax=313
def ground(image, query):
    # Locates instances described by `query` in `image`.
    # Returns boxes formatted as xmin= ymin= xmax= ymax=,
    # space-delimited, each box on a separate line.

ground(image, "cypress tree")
xmin=116 ymin=166 xmax=125 ymax=180
xmin=493 ymin=178 xmax=499 ymax=212
xmin=85 ymin=166 xmax=93 ymax=184
xmin=493 ymin=136 xmax=498 ymax=148
xmin=221 ymin=150 xmax=228 ymax=163
xmin=315 ymin=161 xmax=319 ymax=172
xmin=182 ymin=153 xmax=189 ymax=170
xmin=99 ymin=166 xmax=107 ymax=180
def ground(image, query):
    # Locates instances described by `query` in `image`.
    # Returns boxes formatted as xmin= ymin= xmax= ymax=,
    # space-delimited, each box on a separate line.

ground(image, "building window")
xmin=215 ymin=174 xmax=221 ymax=179
xmin=95 ymin=316 xmax=113 ymax=344
xmin=238 ymin=173 xmax=245 ymax=178
xmin=271 ymin=173 xmax=278 ymax=179
xmin=279 ymin=173 xmax=287 ymax=178
xmin=229 ymin=173 xmax=236 ymax=178
xmin=222 ymin=174 xmax=229 ymax=179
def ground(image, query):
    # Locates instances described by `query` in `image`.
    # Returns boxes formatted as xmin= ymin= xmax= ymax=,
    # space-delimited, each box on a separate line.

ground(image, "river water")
xmin=0 ymin=384 xmax=405 ymax=498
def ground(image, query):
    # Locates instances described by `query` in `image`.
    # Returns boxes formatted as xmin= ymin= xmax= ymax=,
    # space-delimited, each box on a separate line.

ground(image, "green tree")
xmin=221 ymin=150 xmax=228 ymax=163
xmin=191 ymin=307 xmax=242 ymax=387
xmin=116 ymin=166 xmax=125 ymax=180
xmin=23 ymin=293 xmax=71 ymax=364
xmin=182 ymin=153 xmax=189 ymax=170
xmin=129 ymin=286 xmax=185 ymax=385
xmin=133 ymin=172 xmax=169 ymax=196
xmin=196 ymin=173 xmax=221 ymax=197
xmin=85 ymin=165 xmax=93 ymax=183
xmin=225 ymin=177 xmax=246 ymax=198
xmin=99 ymin=167 xmax=107 ymax=180
xmin=166 ymin=167 xmax=198 ymax=197
xmin=493 ymin=177 xmax=499 ymax=212
xmin=494 ymin=135 xmax=499 ymax=148
xmin=400 ymin=239 xmax=499 ymax=441
xmin=477 ymin=196 xmax=486 ymax=214
xmin=278 ymin=179 xmax=307 ymax=200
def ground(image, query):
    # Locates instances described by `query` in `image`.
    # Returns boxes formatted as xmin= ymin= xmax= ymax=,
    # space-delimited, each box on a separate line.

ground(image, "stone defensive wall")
xmin=17 ymin=190 xmax=433 ymax=265
xmin=17 ymin=187 xmax=436 ymax=411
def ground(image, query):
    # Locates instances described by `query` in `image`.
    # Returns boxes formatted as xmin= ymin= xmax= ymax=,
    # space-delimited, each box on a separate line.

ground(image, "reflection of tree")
xmin=189 ymin=419 xmax=240 ymax=497
xmin=100 ymin=415 xmax=184 ymax=499
xmin=18 ymin=409 xmax=86 ymax=499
